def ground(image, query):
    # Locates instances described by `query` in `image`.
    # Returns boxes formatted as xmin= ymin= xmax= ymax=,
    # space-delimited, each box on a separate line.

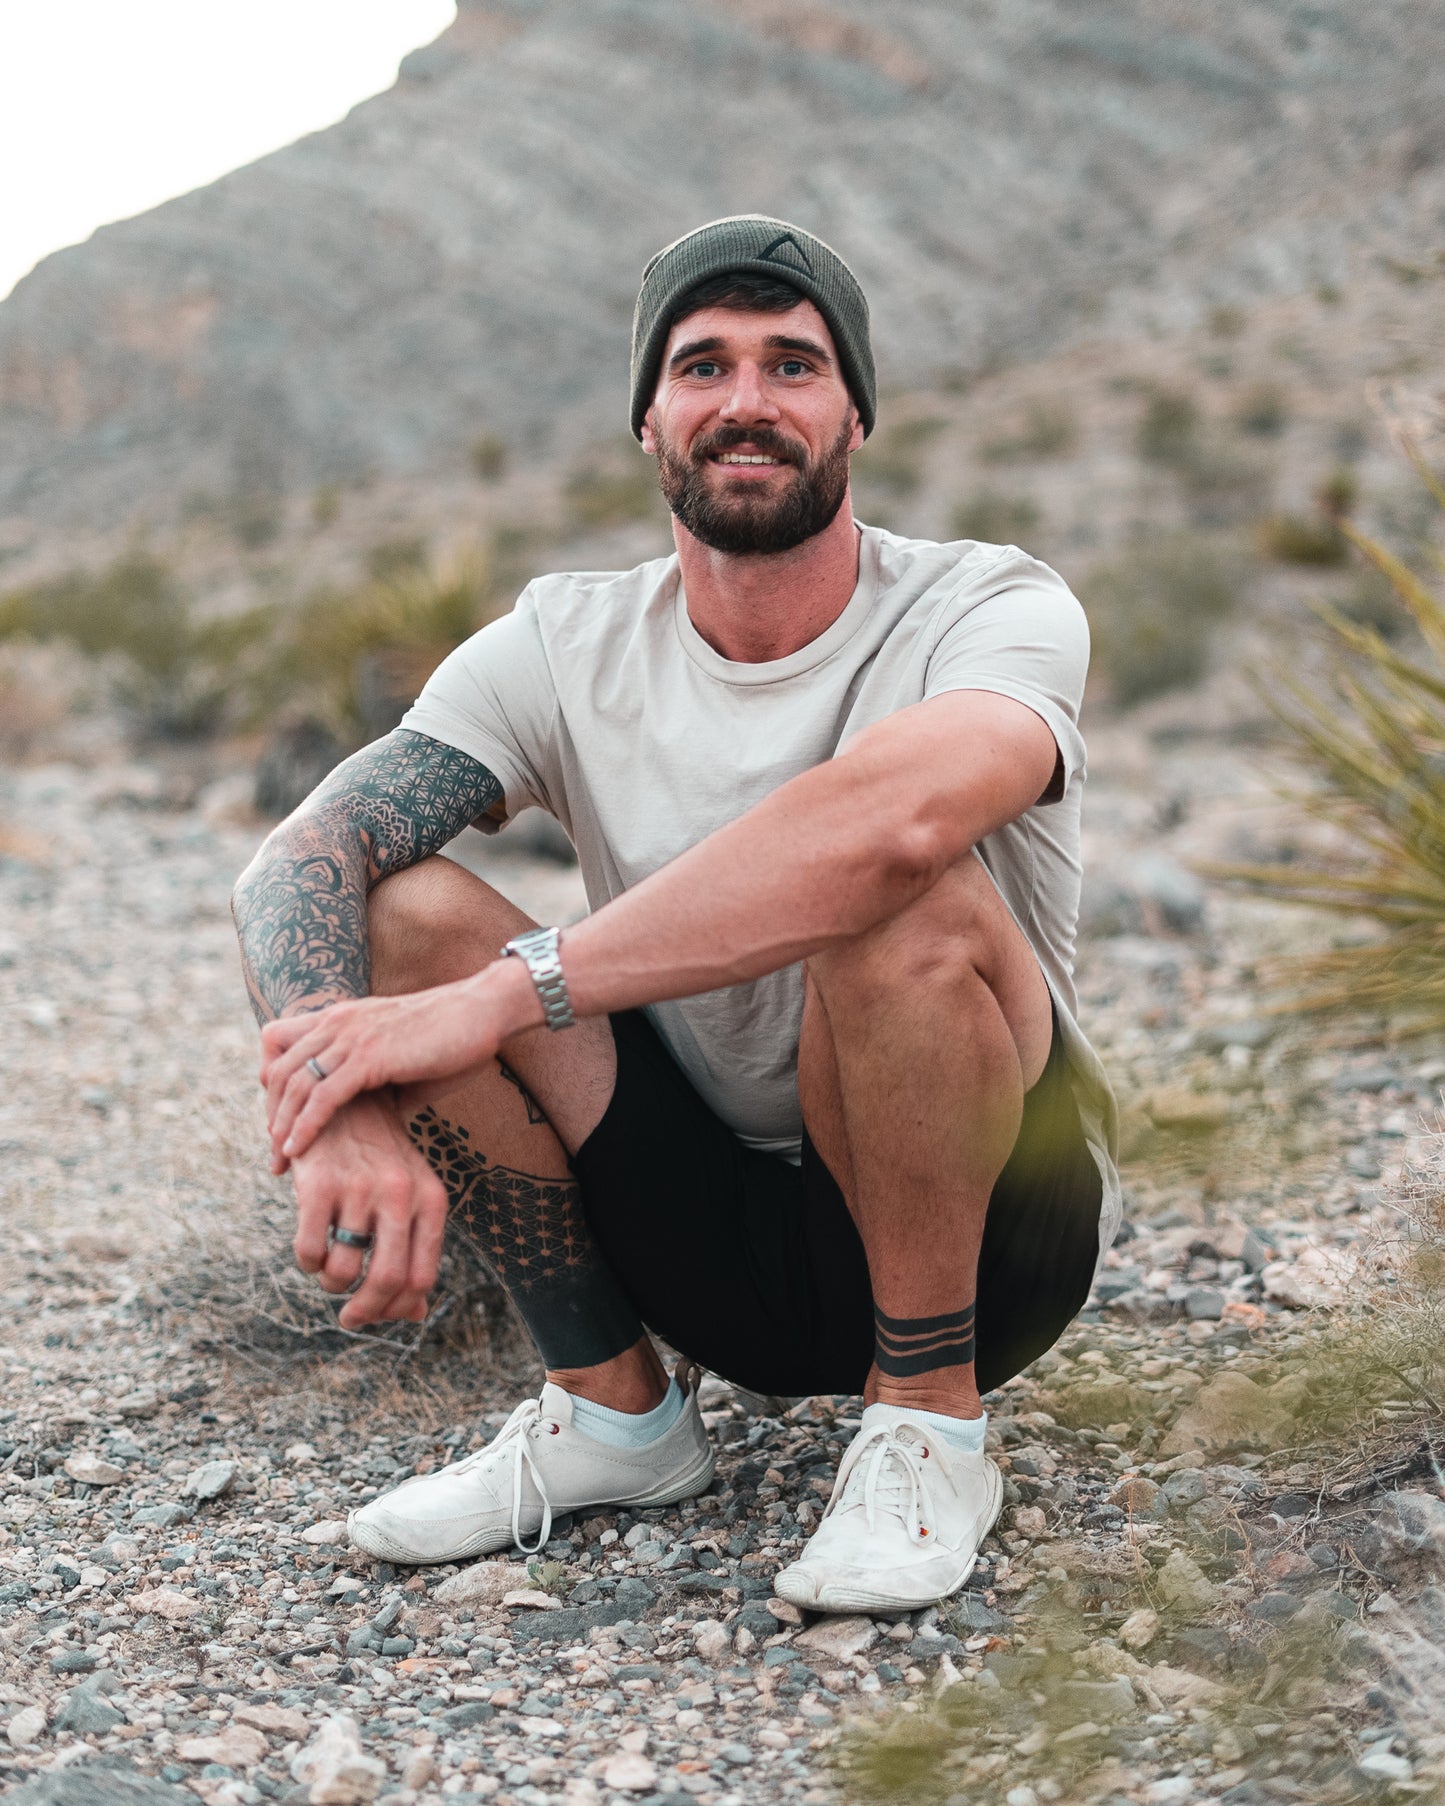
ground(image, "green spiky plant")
xmin=1218 ymin=450 xmax=1445 ymax=1030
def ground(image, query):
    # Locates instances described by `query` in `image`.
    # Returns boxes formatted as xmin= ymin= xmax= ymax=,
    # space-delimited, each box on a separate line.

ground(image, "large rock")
xmin=176 ymin=1724 xmax=268 ymax=1767
xmin=2 ymin=1766 xmax=194 ymax=1805
xmin=1156 ymin=1370 xmax=1304 ymax=1458
xmin=291 ymin=1715 xmax=386 ymax=1805
xmin=434 ymin=1559 xmax=527 ymax=1607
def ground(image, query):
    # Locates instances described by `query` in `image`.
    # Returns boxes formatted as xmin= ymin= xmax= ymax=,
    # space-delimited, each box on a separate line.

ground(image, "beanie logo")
xmin=758 ymin=231 xmax=813 ymax=275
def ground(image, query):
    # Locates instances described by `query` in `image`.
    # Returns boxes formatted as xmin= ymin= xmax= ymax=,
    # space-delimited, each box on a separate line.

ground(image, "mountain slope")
xmin=2 ymin=0 xmax=1443 ymax=537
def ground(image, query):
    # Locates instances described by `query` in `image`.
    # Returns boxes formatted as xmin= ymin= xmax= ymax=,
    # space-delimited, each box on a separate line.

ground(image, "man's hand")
xmin=261 ymin=961 xmax=541 ymax=1170
xmin=291 ymin=1093 xmax=448 ymax=1328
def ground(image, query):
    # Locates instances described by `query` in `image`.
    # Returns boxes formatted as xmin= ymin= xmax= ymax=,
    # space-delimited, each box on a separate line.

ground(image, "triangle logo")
xmin=758 ymin=232 xmax=814 ymax=275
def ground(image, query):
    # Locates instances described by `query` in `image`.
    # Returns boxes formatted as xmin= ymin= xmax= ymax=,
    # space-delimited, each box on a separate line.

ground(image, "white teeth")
xmin=716 ymin=453 xmax=779 ymax=464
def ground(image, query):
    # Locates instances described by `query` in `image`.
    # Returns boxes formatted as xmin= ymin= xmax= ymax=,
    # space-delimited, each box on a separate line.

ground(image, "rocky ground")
xmin=2 ymin=716 xmax=1444 ymax=1806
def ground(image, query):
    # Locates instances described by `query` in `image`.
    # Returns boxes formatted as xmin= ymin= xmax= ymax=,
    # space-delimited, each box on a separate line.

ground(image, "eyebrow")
xmin=667 ymin=333 xmax=835 ymax=369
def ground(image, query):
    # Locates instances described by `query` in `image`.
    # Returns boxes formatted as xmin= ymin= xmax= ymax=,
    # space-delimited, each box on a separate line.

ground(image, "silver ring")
xmin=307 ymin=1056 xmax=327 ymax=1082
xmin=331 ymin=1227 xmax=374 ymax=1251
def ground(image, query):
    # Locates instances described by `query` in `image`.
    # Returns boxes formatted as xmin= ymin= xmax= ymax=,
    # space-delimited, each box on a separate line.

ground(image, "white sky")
xmin=0 ymin=1 xmax=458 ymax=302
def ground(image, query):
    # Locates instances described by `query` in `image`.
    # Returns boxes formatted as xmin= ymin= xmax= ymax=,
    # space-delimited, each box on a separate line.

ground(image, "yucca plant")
xmin=1218 ymin=450 xmax=1445 ymax=1029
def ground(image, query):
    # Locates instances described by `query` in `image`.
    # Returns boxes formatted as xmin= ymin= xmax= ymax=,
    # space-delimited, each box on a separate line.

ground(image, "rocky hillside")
xmin=3 ymin=0 xmax=1445 ymax=547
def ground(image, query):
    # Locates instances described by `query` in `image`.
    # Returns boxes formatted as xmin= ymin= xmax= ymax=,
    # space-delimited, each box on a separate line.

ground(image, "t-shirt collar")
xmin=673 ymin=525 xmax=881 ymax=686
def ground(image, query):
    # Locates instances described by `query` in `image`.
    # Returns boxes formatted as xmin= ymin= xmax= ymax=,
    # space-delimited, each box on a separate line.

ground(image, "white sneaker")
xmin=348 ymin=1378 xmax=715 ymax=1566
xmin=773 ymin=1409 xmax=1002 ymax=1614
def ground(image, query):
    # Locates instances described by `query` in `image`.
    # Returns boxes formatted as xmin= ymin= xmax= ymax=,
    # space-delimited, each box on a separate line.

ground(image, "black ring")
xmin=307 ymin=1056 xmax=328 ymax=1081
xmin=331 ymin=1227 xmax=375 ymax=1251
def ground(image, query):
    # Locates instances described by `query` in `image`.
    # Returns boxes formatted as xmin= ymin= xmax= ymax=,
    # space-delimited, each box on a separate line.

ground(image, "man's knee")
xmin=369 ymin=857 xmax=528 ymax=992
xmin=806 ymin=855 xmax=1001 ymax=1001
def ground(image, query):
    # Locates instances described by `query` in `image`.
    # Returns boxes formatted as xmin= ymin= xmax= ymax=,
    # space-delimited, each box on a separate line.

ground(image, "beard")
xmin=655 ymin=417 xmax=854 ymax=555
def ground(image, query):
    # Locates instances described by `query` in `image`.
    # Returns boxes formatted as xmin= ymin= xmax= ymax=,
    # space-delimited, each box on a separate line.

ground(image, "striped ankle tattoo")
xmin=873 ymin=1303 xmax=977 ymax=1377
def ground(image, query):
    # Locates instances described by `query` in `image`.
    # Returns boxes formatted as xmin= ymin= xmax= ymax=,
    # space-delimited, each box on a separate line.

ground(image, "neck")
xmin=673 ymin=493 xmax=862 ymax=663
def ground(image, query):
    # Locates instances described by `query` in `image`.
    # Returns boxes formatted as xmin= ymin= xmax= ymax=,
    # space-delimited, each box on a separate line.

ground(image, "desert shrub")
xmin=1216 ymin=458 xmax=1445 ymax=1030
xmin=565 ymin=442 xmax=662 ymax=529
xmin=1256 ymin=512 xmax=1349 ymax=566
xmin=267 ymin=547 xmax=500 ymax=741
xmin=852 ymin=416 xmax=947 ymax=498
xmin=1234 ymin=381 xmax=1289 ymax=436
xmin=980 ymin=400 xmax=1079 ymax=463
xmin=366 ymin=536 xmax=428 ymax=581
xmin=1136 ymin=387 xmax=1200 ymax=466
xmin=1081 ymin=533 xmax=1239 ymax=707
xmin=950 ymin=489 xmax=1040 ymax=545
xmin=470 ymin=434 xmax=507 ymax=482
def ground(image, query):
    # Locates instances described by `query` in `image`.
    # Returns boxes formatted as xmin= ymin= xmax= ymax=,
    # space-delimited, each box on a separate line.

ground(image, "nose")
xmin=719 ymin=359 xmax=781 ymax=427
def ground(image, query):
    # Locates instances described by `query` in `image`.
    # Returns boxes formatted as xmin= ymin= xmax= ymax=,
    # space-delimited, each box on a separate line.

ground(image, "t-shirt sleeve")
xmin=399 ymin=587 xmax=557 ymax=832
xmin=923 ymin=551 xmax=1090 ymax=798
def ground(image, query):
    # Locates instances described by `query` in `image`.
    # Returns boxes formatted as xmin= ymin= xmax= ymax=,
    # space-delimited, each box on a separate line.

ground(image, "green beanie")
xmin=629 ymin=215 xmax=876 ymax=441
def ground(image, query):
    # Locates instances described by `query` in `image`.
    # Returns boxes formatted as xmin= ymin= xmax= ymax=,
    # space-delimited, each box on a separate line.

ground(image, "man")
xmin=235 ymin=215 xmax=1119 ymax=1615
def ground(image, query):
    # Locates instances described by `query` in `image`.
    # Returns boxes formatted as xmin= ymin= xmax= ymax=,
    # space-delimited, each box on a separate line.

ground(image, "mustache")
xmin=690 ymin=426 xmax=805 ymax=466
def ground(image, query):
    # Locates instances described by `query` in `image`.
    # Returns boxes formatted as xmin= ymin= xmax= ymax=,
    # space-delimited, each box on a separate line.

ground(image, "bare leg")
xmin=369 ymin=856 xmax=666 ymax=1411
xmin=801 ymin=854 xmax=1052 ymax=1421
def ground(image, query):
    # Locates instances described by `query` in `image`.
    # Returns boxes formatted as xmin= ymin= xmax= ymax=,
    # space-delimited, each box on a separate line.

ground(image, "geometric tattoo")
xmin=407 ymin=1107 xmax=644 ymax=1369
xmin=498 ymin=1061 xmax=549 ymax=1127
xmin=873 ymin=1303 xmax=977 ymax=1377
xmin=408 ymin=1108 xmax=591 ymax=1291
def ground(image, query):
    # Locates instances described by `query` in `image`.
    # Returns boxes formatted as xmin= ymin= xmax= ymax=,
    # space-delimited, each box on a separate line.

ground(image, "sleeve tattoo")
xmin=232 ymin=729 xmax=505 ymax=1024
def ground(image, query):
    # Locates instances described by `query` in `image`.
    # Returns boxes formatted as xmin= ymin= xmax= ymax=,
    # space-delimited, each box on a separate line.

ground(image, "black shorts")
xmin=571 ymin=1008 xmax=1103 ymax=1399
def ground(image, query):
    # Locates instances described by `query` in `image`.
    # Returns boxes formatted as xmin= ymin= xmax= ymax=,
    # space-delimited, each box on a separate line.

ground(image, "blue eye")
xmin=779 ymin=359 xmax=808 ymax=376
xmin=690 ymin=361 xmax=721 ymax=379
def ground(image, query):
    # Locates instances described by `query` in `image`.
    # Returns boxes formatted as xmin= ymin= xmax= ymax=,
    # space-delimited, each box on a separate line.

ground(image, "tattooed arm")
xmin=232 ymin=728 xmax=505 ymax=1327
xmin=233 ymin=728 xmax=505 ymax=1025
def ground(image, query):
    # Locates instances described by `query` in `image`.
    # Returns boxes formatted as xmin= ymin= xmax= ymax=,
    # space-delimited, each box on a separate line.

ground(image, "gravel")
xmin=4 ymin=735 xmax=1445 ymax=1803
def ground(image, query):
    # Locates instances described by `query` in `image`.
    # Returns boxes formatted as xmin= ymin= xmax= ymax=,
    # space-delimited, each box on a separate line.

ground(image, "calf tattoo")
xmin=874 ymin=1303 xmax=977 ymax=1377
xmin=409 ymin=1108 xmax=643 ymax=1369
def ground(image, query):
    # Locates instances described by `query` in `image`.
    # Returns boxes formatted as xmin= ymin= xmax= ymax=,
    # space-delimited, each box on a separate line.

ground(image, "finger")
xmin=406 ymin=1171 xmax=449 ymax=1299
xmin=259 ymin=1015 xmax=312 ymax=1085
xmin=294 ymin=1183 xmax=340 ymax=1275
xmin=317 ymin=1228 xmax=369 ymax=1294
xmin=265 ymin=1028 xmax=333 ymax=1131
xmin=279 ymin=1064 xmax=368 ymax=1164
xmin=337 ymin=1191 xmax=413 ymax=1327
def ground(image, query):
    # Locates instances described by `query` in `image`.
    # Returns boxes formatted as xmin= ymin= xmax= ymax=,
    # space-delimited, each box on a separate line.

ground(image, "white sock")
xmin=569 ymin=1379 xmax=684 ymax=1449
xmin=861 ymin=1399 xmax=988 ymax=1453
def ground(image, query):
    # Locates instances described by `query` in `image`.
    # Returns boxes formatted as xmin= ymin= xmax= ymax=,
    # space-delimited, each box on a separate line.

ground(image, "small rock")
xmin=291 ymin=1715 xmax=386 ymax=1805
xmin=1262 ymin=1246 xmax=1351 ymax=1309
xmin=177 ymin=1726 xmax=269 ymax=1767
xmin=1155 ymin=1549 xmax=1221 ymax=1616
xmin=1129 ymin=853 xmax=1207 ymax=932
xmin=63 ymin=1452 xmax=126 ymax=1487
xmin=115 ymin=1391 xmax=160 ymax=1419
xmin=1119 ymin=1607 xmax=1161 ymax=1650
xmin=1156 ymin=1371 xmax=1300 ymax=1458
xmin=130 ymin=1587 xmax=202 ymax=1622
xmin=1110 ymin=1476 xmax=1159 ymax=1514
xmin=401 ymin=1752 xmax=437 ymax=1791
xmin=765 ymin=1597 xmax=804 ymax=1626
xmin=692 ymin=1620 xmax=732 ymax=1662
xmin=503 ymin=1588 xmax=561 ymax=1610
xmin=6 ymin=1705 xmax=47 ymax=1747
xmin=434 ymin=1560 xmax=524 ymax=1606
xmin=796 ymin=1615 xmax=878 ymax=1660
xmin=1357 ymin=1749 xmax=1414 ymax=1785
xmin=53 ymin=1676 xmax=125 ymax=1736
xmin=1144 ymin=1779 xmax=1196 ymax=1805
xmin=1053 ymin=1677 xmax=1135 ymax=1720
xmin=1184 ymin=1288 xmax=1225 ymax=1321
xmin=184 ymin=1460 xmax=237 ymax=1501
xmin=1376 ymin=1490 xmax=1445 ymax=1556
xmin=1145 ymin=1088 xmax=1232 ymax=1132
xmin=286 ymin=1442 xmax=319 ymax=1464
xmin=236 ymin=1704 xmax=311 ymax=1740
xmin=131 ymin=1503 xmax=190 ymax=1529
xmin=1011 ymin=1505 xmax=1049 ymax=1539
xmin=303 ymin=1520 xmax=349 ymax=1546
xmin=601 ymin=1751 xmax=657 ymax=1793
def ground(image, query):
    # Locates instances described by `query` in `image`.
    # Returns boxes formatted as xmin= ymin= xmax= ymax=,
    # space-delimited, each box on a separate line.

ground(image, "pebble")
xmin=184 ymin=1458 xmax=238 ymax=1500
xmin=61 ymin=1452 xmax=126 ymax=1486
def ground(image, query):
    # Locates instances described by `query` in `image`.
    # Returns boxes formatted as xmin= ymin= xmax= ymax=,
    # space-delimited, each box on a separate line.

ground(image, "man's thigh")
xmin=573 ymin=1010 xmax=876 ymax=1397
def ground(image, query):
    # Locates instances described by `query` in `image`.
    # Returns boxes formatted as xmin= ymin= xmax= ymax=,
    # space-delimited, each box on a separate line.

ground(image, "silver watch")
xmin=500 ymin=925 xmax=576 ymax=1031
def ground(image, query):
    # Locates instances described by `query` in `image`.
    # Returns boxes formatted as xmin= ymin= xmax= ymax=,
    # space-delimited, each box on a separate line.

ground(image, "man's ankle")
xmin=547 ymin=1336 xmax=668 ymax=1414
xmin=866 ymin=1370 xmax=984 ymax=1421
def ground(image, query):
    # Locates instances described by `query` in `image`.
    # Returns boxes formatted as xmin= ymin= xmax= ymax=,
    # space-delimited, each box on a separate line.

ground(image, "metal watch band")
xmin=500 ymin=925 xmax=576 ymax=1032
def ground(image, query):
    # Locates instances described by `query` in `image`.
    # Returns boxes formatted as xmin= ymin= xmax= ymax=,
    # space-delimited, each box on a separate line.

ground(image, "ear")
xmin=847 ymin=406 xmax=865 ymax=454
xmin=640 ymin=407 xmax=658 ymax=456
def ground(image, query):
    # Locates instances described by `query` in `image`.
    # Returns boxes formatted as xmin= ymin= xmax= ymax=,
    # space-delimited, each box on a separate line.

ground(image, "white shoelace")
xmin=447 ymin=1397 xmax=556 ymax=1554
xmin=826 ymin=1423 xmax=935 ymax=1547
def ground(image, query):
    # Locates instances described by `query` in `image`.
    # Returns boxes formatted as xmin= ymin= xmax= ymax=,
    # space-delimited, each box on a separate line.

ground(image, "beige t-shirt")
xmin=403 ymin=525 xmax=1121 ymax=1263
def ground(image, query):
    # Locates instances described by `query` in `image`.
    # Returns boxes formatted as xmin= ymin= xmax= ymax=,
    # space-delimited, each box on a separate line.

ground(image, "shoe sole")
xmin=774 ymin=1461 xmax=1004 ymax=1615
xmin=347 ymin=1444 xmax=718 ymax=1567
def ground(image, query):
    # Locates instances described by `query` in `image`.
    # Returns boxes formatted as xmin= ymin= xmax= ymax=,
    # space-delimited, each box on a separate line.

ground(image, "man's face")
xmin=641 ymin=299 xmax=864 ymax=556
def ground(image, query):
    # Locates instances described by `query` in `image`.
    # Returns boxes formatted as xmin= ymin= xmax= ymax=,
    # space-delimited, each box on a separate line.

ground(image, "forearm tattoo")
xmin=874 ymin=1302 xmax=977 ymax=1378
xmin=410 ymin=1109 xmax=643 ymax=1369
xmin=232 ymin=729 xmax=504 ymax=1024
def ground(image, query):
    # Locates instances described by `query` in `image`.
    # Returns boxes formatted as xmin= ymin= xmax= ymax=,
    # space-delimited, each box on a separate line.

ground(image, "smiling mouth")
xmin=711 ymin=452 xmax=784 ymax=466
